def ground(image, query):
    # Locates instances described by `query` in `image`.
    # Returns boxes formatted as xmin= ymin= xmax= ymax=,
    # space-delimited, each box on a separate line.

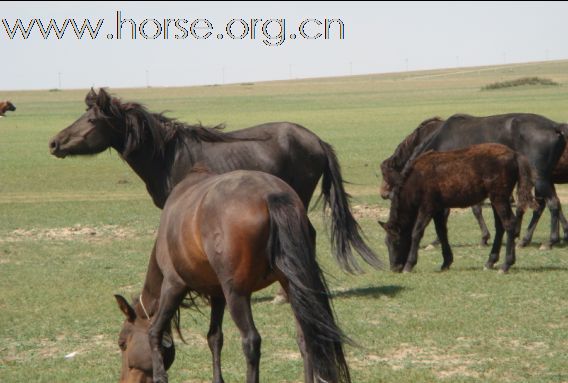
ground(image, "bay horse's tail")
xmin=319 ymin=140 xmax=382 ymax=273
xmin=267 ymin=193 xmax=352 ymax=383
xmin=516 ymin=153 xmax=538 ymax=211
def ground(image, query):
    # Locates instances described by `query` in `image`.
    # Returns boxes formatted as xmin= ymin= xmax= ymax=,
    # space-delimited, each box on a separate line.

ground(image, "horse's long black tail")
xmin=319 ymin=140 xmax=382 ymax=273
xmin=267 ymin=193 xmax=352 ymax=383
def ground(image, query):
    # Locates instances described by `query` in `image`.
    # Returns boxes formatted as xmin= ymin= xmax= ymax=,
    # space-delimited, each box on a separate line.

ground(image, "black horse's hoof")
xmin=402 ymin=265 xmax=414 ymax=273
xmin=440 ymin=265 xmax=451 ymax=272
xmin=518 ymin=238 xmax=530 ymax=248
xmin=483 ymin=262 xmax=495 ymax=271
xmin=391 ymin=264 xmax=404 ymax=273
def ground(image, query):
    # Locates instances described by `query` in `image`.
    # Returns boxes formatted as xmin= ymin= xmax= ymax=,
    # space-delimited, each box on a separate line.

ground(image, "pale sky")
xmin=1 ymin=1 xmax=567 ymax=90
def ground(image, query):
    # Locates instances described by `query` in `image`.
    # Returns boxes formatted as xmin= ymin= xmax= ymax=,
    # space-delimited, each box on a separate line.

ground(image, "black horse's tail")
xmin=266 ymin=193 xmax=352 ymax=383
xmin=319 ymin=140 xmax=382 ymax=273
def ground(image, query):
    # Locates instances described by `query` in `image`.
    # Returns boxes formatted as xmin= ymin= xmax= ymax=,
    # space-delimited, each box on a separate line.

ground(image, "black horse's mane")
xmin=381 ymin=116 xmax=443 ymax=173
xmin=95 ymin=90 xmax=246 ymax=159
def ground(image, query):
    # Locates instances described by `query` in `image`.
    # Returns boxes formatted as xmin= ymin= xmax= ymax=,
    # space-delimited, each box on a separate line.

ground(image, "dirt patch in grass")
xmin=352 ymin=204 xmax=389 ymax=220
xmin=358 ymin=343 xmax=483 ymax=379
xmin=0 ymin=225 xmax=139 ymax=243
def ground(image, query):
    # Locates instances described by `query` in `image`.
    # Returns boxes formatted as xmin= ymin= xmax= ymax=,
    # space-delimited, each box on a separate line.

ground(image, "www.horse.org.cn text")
xmin=1 ymin=11 xmax=345 ymax=46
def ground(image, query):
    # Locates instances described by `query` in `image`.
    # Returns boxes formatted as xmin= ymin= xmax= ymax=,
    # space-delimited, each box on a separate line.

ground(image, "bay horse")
xmin=114 ymin=168 xmax=352 ymax=383
xmin=0 ymin=101 xmax=16 ymax=117
xmin=49 ymin=88 xmax=380 ymax=274
xmin=379 ymin=143 xmax=537 ymax=273
xmin=380 ymin=117 xmax=491 ymax=246
xmin=382 ymin=113 xmax=567 ymax=249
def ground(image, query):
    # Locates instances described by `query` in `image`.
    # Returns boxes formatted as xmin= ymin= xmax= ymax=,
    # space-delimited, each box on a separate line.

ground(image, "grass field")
xmin=1 ymin=60 xmax=567 ymax=382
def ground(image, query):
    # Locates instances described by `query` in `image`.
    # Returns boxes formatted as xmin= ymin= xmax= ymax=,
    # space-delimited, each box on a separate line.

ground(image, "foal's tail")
xmin=267 ymin=193 xmax=352 ymax=383
xmin=516 ymin=153 xmax=538 ymax=212
xmin=319 ymin=140 xmax=382 ymax=273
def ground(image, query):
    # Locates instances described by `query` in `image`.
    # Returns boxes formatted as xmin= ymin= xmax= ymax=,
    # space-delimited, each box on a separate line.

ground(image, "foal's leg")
xmin=427 ymin=208 xmax=449 ymax=248
xmin=493 ymin=201 xmax=517 ymax=273
xmin=433 ymin=210 xmax=453 ymax=271
xmin=148 ymin=281 xmax=188 ymax=383
xmin=471 ymin=203 xmax=491 ymax=246
xmin=224 ymin=292 xmax=261 ymax=383
xmin=485 ymin=205 xmax=505 ymax=270
xmin=559 ymin=209 xmax=568 ymax=241
xmin=404 ymin=209 xmax=432 ymax=273
xmin=208 ymin=296 xmax=226 ymax=383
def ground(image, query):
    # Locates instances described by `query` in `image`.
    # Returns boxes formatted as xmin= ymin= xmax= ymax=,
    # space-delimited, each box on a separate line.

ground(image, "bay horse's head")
xmin=114 ymin=295 xmax=175 ymax=383
xmin=49 ymin=88 xmax=125 ymax=158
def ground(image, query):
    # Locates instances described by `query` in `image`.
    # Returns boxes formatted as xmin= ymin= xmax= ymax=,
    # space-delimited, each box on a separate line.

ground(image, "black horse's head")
xmin=115 ymin=295 xmax=175 ymax=383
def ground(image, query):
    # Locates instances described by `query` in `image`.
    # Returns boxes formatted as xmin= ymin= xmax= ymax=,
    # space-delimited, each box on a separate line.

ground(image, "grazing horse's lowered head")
xmin=115 ymin=295 xmax=176 ymax=383
xmin=0 ymin=101 xmax=16 ymax=117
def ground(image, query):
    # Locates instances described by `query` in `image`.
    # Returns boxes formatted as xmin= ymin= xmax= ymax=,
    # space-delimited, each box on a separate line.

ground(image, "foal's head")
xmin=115 ymin=295 xmax=175 ymax=383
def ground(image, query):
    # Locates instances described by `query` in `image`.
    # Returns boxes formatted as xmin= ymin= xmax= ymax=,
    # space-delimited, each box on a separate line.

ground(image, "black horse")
xmin=397 ymin=113 xmax=567 ymax=249
xmin=48 ymin=88 xmax=380 ymax=273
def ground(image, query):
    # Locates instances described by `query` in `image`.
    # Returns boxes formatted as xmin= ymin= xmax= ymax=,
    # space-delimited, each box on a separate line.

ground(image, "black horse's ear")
xmin=85 ymin=88 xmax=97 ymax=107
xmin=96 ymin=88 xmax=112 ymax=112
xmin=115 ymin=294 xmax=136 ymax=322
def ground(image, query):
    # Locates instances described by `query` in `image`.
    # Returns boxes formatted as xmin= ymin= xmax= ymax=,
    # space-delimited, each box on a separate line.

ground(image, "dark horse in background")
xmin=380 ymin=143 xmax=537 ymax=273
xmin=0 ymin=101 xmax=16 ymax=117
xmin=380 ymin=117 xmax=491 ymax=246
xmin=115 ymin=168 xmax=352 ymax=383
xmin=381 ymin=113 xmax=567 ymax=249
xmin=49 ymin=88 xmax=380 ymax=274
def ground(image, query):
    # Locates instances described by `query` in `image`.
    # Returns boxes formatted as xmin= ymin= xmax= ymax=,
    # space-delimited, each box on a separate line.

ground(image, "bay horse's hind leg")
xmin=208 ymin=296 xmax=227 ymax=383
xmin=485 ymin=205 xmax=505 ymax=270
xmin=224 ymin=292 xmax=261 ymax=383
xmin=433 ymin=210 xmax=453 ymax=271
xmin=279 ymin=280 xmax=314 ymax=383
xmin=471 ymin=203 xmax=491 ymax=246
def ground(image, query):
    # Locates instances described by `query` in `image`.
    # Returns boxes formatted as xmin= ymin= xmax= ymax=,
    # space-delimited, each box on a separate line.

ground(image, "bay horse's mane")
xmin=89 ymin=88 xmax=249 ymax=158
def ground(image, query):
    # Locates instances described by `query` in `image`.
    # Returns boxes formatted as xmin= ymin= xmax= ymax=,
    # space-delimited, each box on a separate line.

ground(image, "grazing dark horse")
xmin=380 ymin=143 xmax=537 ymax=273
xmin=115 ymin=168 xmax=352 ymax=383
xmin=49 ymin=88 xmax=380 ymax=274
xmin=385 ymin=113 xmax=566 ymax=249
xmin=0 ymin=101 xmax=16 ymax=117
xmin=380 ymin=117 xmax=491 ymax=246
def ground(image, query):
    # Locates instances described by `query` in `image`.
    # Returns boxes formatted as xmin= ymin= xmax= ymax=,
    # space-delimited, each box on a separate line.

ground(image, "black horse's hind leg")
xmin=148 ymin=281 xmax=188 ymax=383
xmin=208 ymin=296 xmax=227 ymax=383
xmin=404 ymin=209 xmax=432 ymax=273
xmin=224 ymin=292 xmax=261 ymax=383
xmin=519 ymin=198 xmax=545 ymax=247
xmin=522 ymin=180 xmax=561 ymax=249
xmin=560 ymin=209 xmax=568 ymax=241
xmin=433 ymin=210 xmax=453 ymax=271
xmin=485 ymin=205 xmax=505 ymax=270
xmin=493 ymin=201 xmax=517 ymax=273
xmin=471 ymin=204 xmax=491 ymax=246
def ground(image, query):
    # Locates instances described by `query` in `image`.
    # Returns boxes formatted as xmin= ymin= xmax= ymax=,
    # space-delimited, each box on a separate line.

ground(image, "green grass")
xmin=1 ymin=60 xmax=567 ymax=382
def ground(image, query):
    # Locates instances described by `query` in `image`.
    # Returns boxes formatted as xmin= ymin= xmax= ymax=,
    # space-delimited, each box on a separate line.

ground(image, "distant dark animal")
xmin=380 ymin=143 xmax=537 ymax=273
xmin=115 ymin=168 xmax=352 ymax=383
xmin=380 ymin=117 xmax=491 ymax=246
xmin=0 ymin=101 xmax=16 ymax=117
xmin=383 ymin=113 xmax=566 ymax=249
xmin=48 ymin=88 xmax=380 ymax=274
